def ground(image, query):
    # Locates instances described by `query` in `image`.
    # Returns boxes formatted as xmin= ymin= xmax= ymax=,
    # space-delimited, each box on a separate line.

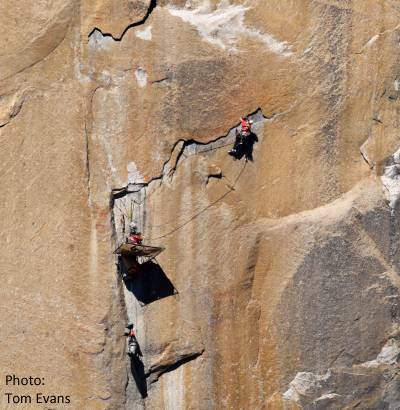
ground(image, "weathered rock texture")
xmin=1 ymin=0 xmax=400 ymax=409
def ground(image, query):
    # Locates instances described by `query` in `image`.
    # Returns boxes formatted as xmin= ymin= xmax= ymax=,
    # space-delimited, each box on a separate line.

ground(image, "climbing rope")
xmin=146 ymin=160 xmax=247 ymax=241
xmin=144 ymin=171 xmax=240 ymax=229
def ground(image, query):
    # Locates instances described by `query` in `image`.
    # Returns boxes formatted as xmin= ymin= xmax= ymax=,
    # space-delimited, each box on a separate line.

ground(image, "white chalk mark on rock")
xmin=283 ymin=371 xmax=330 ymax=403
xmin=167 ymin=0 xmax=293 ymax=56
xmin=127 ymin=162 xmax=145 ymax=184
xmin=381 ymin=148 xmax=400 ymax=210
xmin=361 ymin=339 xmax=400 ymax=368
xmin=135 ymin=26 xmax=152 ymax=41
xmin=135 ymin=68 xmax=148 ymax=88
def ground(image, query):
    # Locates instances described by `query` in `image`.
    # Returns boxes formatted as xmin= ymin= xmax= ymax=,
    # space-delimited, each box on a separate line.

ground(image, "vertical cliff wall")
xmin=1 ymin=0 xmax=400 ymax=409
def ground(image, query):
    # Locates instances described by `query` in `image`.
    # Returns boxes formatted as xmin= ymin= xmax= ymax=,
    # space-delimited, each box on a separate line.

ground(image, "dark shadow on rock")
xmin=123 ymin=259 xmax=178 ymax=306
xmin=130 ymin=355 xmax=147 ymax=398
xmin=229 ymin=131 xmax=258 ymax=161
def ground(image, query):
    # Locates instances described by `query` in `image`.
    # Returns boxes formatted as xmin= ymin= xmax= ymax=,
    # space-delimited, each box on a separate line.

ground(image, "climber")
xmin=125 ymin=323 xmax=139 ymax=357
xmin=228 ymin=117 xmax=255 ymax=159
xmin=127 ymin=224 xmax=143 ymax=245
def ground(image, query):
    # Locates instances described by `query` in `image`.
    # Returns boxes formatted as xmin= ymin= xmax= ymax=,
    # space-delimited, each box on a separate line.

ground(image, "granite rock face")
xmin=1 ymin=0 xmax=400 ymax=409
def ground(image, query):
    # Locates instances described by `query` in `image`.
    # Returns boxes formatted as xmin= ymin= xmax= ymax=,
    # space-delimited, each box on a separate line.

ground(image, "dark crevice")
xmin=111 ymin=138 xmax=187 ymax=198
xmin=206 ymin=172 xmax=223 ymax=185
xmin=84 ymin=119 xmax=92 ymax=201
xmin=146 ymin=350 xmax=204 ymax=384
xmin=372 ymin=117 xmax=383 ymax=124
xmin=360 ymin=148 xmax=373 ymax=169
xmin=151 ymin=76 xmax=171 ymax=84
xmin=88 ymin=0 xmax=157 ymax=41
xmin=112 ymin=183 xmax=147 ymax=200
xmin=165 ymin=141 xmax=186 ymax=179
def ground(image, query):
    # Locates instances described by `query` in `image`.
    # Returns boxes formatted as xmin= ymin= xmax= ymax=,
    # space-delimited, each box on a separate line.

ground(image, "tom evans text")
xmin=4 ymin=375 xmax=71 ymax=405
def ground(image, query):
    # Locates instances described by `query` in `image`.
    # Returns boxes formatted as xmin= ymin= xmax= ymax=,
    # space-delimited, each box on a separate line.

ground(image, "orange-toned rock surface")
xmin=1 ymin=0 xmax=399 ymax=409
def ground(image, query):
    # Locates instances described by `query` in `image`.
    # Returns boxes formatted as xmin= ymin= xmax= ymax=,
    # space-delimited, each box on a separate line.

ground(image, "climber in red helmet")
xmin=128 ymin=224 xmax=143 ymax=245
xmin=240 ymin=116 xmax=252 ymax=136
xmin=125 ymin=323 xmax=139 ymax=357
xmin=228 ymin=116 xmax=254 ymax=159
